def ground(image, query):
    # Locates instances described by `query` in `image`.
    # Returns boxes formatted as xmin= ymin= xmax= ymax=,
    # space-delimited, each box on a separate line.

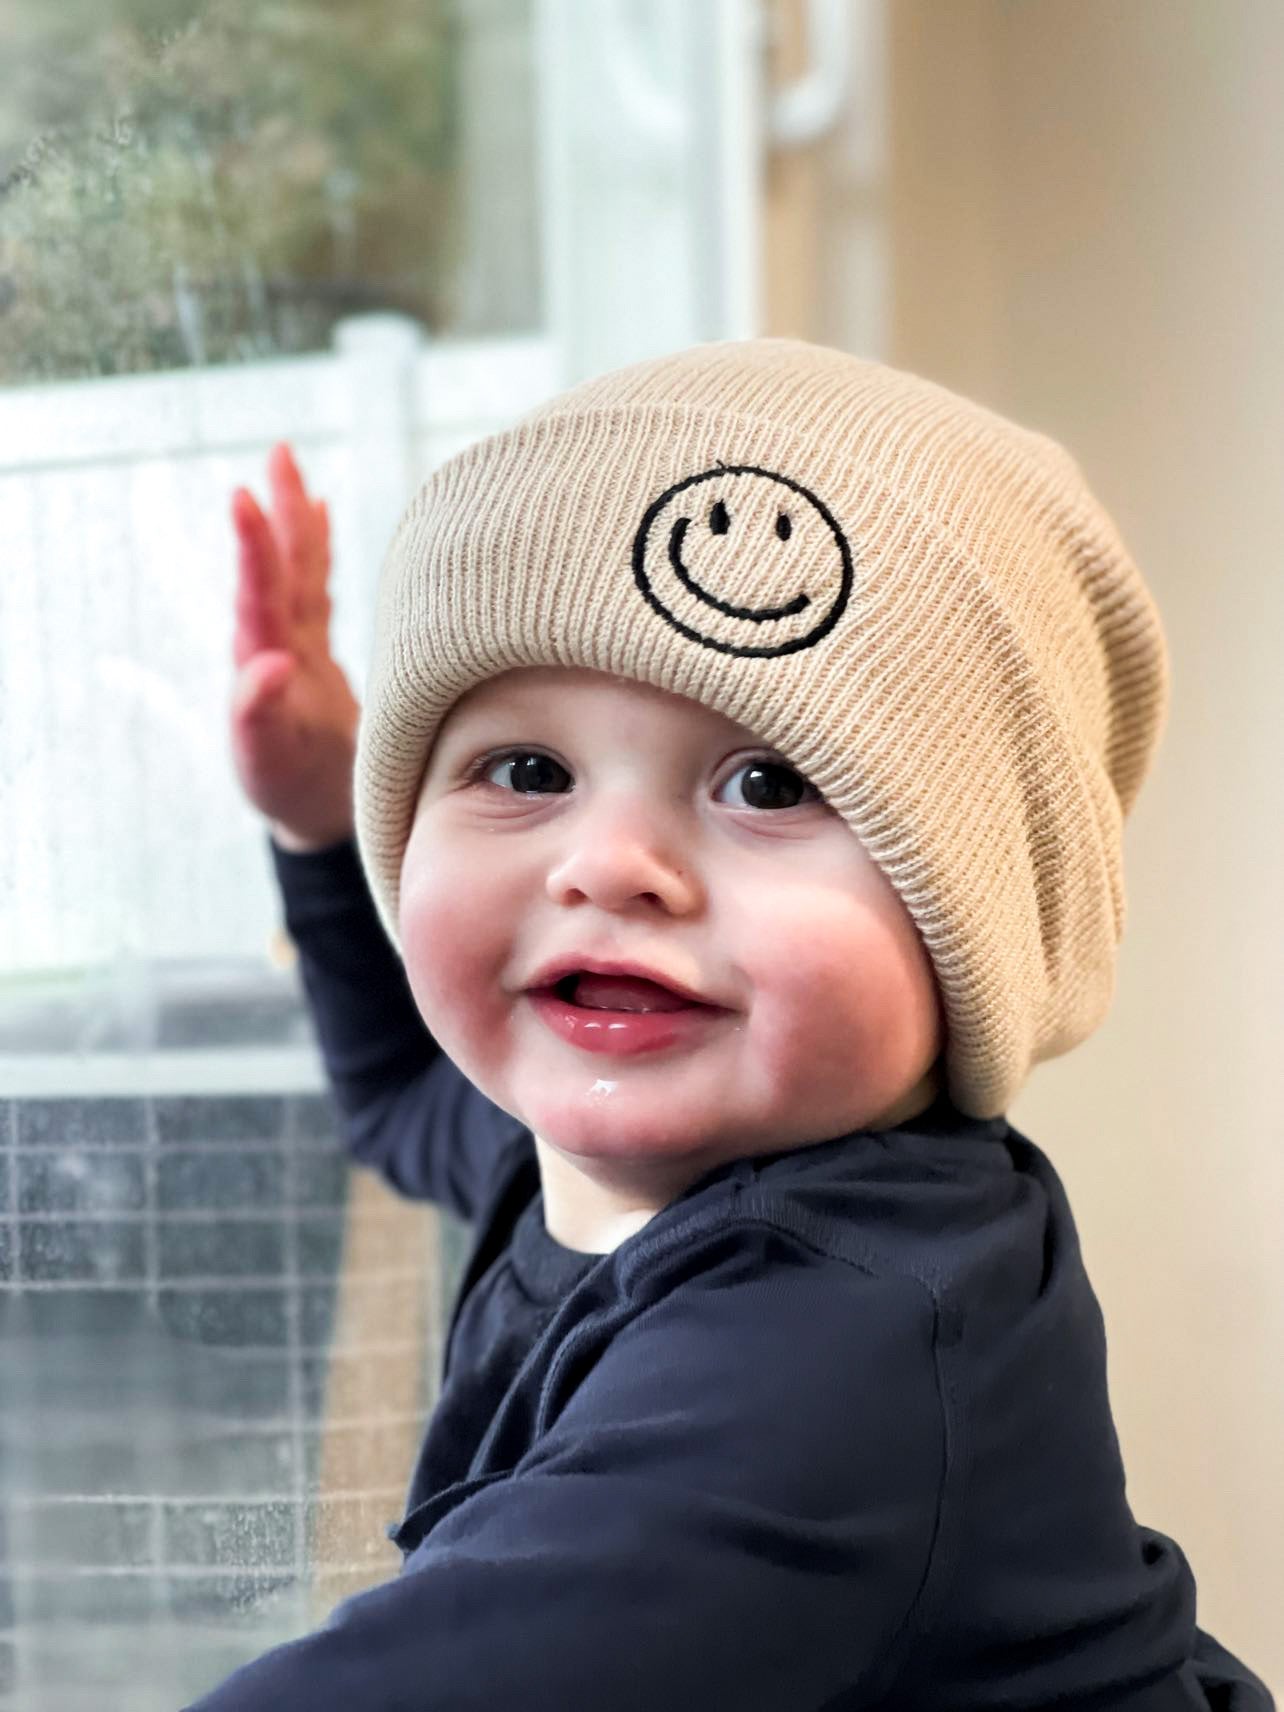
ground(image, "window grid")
xmin=0 ymin=1087 xmax=462 ymax=1708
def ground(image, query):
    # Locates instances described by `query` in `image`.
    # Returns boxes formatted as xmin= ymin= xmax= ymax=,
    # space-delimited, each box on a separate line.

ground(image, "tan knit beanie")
xmin=353 ymin=337 xmax=1170 ymax=1120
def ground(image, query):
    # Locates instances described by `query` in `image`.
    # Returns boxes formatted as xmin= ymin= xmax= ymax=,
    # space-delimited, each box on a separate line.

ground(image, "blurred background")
xmin=0 ymin=0 xmax=1280 ymax=1703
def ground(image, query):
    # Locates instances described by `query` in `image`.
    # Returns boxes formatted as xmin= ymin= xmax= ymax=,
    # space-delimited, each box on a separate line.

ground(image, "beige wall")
xmin=772 ymin=0 xmax=1283 ymax=1690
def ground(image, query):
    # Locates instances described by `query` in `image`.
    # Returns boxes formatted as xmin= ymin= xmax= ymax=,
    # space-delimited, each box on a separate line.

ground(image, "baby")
xmin=200 ymin=340 xmax=1273 ymax=1708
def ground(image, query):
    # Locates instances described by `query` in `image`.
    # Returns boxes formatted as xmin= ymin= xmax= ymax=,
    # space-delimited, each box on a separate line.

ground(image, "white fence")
xmin=0 ymin=317 xmax=560 ymax=984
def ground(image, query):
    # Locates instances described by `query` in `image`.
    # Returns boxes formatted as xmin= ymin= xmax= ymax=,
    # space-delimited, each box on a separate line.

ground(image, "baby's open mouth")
xmin=552 ymin=973 xmax=699 ymax=1014
xmin=526 ymin=966 xmax=726 ymax=1056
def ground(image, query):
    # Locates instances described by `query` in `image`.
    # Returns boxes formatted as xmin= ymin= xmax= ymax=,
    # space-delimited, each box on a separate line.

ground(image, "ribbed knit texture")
xmin=353 ymin=338 xmax=1170 ymax=1119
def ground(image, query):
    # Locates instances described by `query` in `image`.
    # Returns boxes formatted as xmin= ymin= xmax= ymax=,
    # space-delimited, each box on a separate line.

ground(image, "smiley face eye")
xmin=776 ymin=512 xmax=792 ymax=540
xmin=709 ymin=499 xmax=730 ymax=535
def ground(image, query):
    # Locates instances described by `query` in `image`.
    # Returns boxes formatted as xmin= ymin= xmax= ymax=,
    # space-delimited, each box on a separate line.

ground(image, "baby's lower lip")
xmin=525 ymin=989 xmax=726 ymax=1057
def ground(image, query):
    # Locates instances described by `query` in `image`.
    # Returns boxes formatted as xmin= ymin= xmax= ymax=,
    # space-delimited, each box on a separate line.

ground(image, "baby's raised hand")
xmin=229 ymin=444 xmax=361 ymax=852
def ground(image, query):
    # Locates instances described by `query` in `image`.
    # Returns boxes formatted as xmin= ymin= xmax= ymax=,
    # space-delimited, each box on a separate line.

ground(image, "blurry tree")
xmin=0 ymin=0 xmax=462 ymax=381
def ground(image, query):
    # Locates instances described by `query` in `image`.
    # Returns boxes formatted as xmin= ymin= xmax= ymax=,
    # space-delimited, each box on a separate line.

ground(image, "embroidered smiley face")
xmin=630 ymin=464 xmax=853 ymax=657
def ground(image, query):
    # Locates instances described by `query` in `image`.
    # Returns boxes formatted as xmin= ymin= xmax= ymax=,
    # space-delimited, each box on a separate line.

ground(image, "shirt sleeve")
xmin=269 ymin=834 xmax=523 ymax=1221
xmin=182 ymin=1226 xmax=947 ymax=1711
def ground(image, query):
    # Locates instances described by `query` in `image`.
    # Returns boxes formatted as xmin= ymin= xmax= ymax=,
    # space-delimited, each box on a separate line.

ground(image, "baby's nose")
xmin=543 ymin=801 xmax=701 ymax=916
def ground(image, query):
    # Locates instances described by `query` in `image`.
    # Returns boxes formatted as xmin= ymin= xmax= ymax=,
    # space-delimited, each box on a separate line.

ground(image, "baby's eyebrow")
xmin=442 ymin=709 xmax=540 ymax=745
xmin=432 ymin=707 xmax=550 ymax=762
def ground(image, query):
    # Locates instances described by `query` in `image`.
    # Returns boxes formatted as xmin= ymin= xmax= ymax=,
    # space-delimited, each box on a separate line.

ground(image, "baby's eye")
xmin=480 ymin=751 xmax=572 ymax=795
xmin=714 ymin=758 xmax=818 ymax=812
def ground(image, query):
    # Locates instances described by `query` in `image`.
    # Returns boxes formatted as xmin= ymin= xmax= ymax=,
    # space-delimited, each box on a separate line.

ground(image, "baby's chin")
xmin=513 ymin=1081 xmax=745 ymax=1167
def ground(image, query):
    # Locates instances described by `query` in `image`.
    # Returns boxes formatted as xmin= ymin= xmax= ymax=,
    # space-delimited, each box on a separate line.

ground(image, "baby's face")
xmin=400 ymin=667 xmax=943 ymax=1188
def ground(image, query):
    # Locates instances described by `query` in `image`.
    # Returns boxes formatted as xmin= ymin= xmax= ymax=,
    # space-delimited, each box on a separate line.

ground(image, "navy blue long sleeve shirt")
xmin=186 ymin=835 xmax=1274 ymax=1711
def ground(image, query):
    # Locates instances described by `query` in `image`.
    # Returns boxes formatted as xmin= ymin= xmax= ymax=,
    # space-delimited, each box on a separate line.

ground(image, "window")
xmin=0 ymin=3 xmax=542 ymax=1703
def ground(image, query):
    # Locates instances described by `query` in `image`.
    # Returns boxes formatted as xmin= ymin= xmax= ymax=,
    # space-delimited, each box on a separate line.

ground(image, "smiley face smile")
xmin=632 ymin=463 xmax=853 ymax=657
xmin=667 ymin=516 xmax=812 ymax=622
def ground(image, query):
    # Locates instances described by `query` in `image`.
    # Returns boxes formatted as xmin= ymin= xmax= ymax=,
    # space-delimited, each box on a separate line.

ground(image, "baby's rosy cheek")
xmin=743 ymin=919 xmax=870 ymax=1065
xmin=400 ymin=873 xmax=476 ymax=1001
xmin=754 ymin=906 xmax=859 ymax=1008
xmin=402 ymin=838 xmax=477 ymax=936
xmin=405 ymin=877 xmax=515 ymax=1052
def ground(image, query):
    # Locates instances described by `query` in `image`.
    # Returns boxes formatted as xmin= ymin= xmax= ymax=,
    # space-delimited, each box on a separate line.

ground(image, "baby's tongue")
xmin=571 ymin=973 xmax=690 ymax=1013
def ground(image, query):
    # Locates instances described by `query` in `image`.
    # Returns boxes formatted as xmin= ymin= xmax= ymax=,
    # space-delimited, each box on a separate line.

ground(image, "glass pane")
xmin=0 ymin=1 xmax=542 ymax=1705
xmin=0 ymin=1086 xmax=470 ymax=1708
xmin=0 ymin=0 xmax=540 ymax=387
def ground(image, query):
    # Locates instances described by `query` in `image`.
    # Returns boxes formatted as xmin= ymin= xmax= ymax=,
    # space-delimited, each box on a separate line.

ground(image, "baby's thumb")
xmin=231 ymin=651 xmax=294 ymax=728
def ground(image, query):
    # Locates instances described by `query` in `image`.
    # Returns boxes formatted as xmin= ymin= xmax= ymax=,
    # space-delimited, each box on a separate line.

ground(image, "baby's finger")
xmin=269 ymin=443 xmax=330 ymax=625
xmin=230 ymin=651 xmax=294 ymax=730
xmin=308 ymin=497 xmax=332 ymax=585
xmin=268 ymin=442 xmax=321 ymax=574
xmin=232 ymin=487 xmax=291 ymax=667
